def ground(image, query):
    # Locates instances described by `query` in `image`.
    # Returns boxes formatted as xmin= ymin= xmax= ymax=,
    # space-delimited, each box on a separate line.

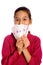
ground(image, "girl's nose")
xmin=19 ymin=20 xmax=23 ymax=24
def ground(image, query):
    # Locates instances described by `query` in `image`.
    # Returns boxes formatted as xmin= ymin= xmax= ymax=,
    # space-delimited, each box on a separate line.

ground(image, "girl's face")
xmin=14 ymin=10 xmax=31 ymax=25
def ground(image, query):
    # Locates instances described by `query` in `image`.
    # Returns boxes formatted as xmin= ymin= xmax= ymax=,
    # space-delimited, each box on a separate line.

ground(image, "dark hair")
xmin=14 ymin=6 xmax=32 ymax=24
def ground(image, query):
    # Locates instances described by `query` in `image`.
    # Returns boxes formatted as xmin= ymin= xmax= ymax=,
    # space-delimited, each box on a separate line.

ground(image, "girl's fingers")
xmin=17 ymin=38 xmax=21 ymax=42
xmin=21 ymin=36 xmax=26 ymax=42
xmin=16 ymin=40 xmax=23 ymax=48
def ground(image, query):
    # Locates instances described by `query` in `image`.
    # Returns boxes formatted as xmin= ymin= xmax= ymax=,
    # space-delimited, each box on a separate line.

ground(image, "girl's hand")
xmin=16 ymin=38 xmax=23 ymax=54
xmin=21 ymin=35 xmax=30 ymax=48
xmin=16 ymin=35 xmax=30 ymax=54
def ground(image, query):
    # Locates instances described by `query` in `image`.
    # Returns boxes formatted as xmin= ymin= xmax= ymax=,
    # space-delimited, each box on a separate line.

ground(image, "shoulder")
xmin=3 ymin=33 xmax=16 ymax=46
xmin=27 ymin=33 xmax=41 ymax=43
xmin=3 ymin=33 xmax=15 ymax=41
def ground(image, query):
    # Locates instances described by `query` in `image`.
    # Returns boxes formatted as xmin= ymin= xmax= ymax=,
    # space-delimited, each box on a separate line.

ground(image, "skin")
xmin=14 ymin=10 xmax=32 ymax=63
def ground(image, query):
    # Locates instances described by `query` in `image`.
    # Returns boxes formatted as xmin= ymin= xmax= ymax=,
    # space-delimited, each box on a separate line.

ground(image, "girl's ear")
xmin=29 ymin=19 xmax=32 ymax=25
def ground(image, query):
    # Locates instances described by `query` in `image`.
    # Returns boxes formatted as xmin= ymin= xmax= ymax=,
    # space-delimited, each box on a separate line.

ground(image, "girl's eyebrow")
xmin=15 ymin=17 xmax=19 ymax=18
xmin=24 ymin=16 xmax=28 ymax=18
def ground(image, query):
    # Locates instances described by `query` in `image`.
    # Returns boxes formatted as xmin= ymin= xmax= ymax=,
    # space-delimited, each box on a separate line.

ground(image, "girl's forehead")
xmin=15 ymin=10 xmax=28 ymax=18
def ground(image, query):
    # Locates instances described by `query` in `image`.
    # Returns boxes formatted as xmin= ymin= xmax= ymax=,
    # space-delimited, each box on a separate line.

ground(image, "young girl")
xmin=1 ymin=7 xmax=42 ymax=65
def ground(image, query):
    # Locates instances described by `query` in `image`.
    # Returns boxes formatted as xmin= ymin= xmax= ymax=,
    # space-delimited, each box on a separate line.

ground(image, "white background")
xmin=0 ymin=0 xmax=43 ymax=65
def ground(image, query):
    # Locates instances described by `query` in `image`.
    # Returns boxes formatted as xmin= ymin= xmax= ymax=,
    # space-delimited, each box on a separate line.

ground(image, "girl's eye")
xmin=23 ymin=18 xmax=27 ymax=21
xmin=15 ymin=19 xmax=19 ymax=21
